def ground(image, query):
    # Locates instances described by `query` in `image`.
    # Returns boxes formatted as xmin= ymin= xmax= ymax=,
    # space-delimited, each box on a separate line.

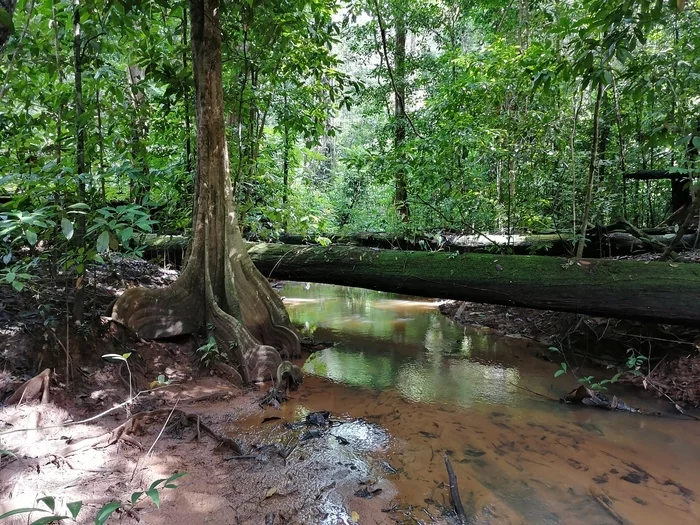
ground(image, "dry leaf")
xmin=265 ymin=487 xmax=278 ymax=498
xmin=351 ymin=511 xmax=360 ymax=522
xmin=669 ymin=263 xmax=679 ymax=268
xmin=578 ymin=260 xmax=591 ymax=266
xmin=642 ymin=378 xmax=648 ymax=390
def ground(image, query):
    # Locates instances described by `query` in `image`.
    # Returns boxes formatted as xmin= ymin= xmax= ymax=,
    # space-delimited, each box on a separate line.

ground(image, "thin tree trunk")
xmin=575 ymin=82 xmax=604 ymax=259
xmin=72 ymin=0 xmax=86 ymax=322
xmin=127 ymin=65 xmax=149 ymax=203
xmin=96 ymin=87 xmax=106 ymax=203
xmin=183 ymin=11 xmax=192 ymax=176
xmin=394 ymin=9 xmax=409 ymax=221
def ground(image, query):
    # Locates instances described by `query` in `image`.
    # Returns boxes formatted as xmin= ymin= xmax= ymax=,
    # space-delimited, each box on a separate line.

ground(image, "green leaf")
xmin=96 ymin=230 xmax=110 ymax=253
xmin=67 ymin=501 xmax=83 ymax=519
xmin=119 ymin=227 xmax=134 ymax=243
xmin=0 ymin=508 xmax=46 ymax=520
xmin=163 ymin=471 xmax=187 ymax=488
xmin=130 ymin=491 xmax=143 ymax=505
xmin=146 ymin=488 xmax=160 ymax=508
xmin=37 ymin=497 xmax=55 ymax=512
xmin=94 ymin=501 xmax=121 ymax=525
xmin=561 ymin=362 xmax=567 ymax=371
xmin=2 ymin=252 xmax=12 ymax=264
xmin=61 ymin=218 xmax=74 ymax=240
xmin=12 ymin=280 xmax=24 ymax=291
xmin=149 ymin=479 xmax=165 ymax=491
xmin=554 ymin=369 xmax=566 ymax=378
xmin=26 ymin=229 xmax=38 ymax=246
xmin=31 ymin=516 xmax=70 ymax=525
xmin=6 ymin=271 xmax=15 ymax=282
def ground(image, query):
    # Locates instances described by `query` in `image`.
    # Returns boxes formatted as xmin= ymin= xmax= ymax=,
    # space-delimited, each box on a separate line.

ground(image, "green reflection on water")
xmin=283 ymin=283 xmax=521 ymax=407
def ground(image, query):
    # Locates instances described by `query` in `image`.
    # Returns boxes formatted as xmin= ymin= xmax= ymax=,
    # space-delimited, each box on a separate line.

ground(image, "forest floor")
xmin=0 ymin=260 xmax=400 ymax=524
xmin=1 ymin=252 xmax=700 ymax=524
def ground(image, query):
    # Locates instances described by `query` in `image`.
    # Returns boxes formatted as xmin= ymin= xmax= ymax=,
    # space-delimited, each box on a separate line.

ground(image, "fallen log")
xmin=139 ymin=226 xmax=698 ymax=262
xmin=246 ymin=243 xmax=700 ymax=326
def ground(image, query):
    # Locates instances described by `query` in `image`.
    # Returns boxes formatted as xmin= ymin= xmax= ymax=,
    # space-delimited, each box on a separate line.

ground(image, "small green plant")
xmin=0 ymin=472 xmax=185 ymax=524
xmin=150 ymin=374 xmax=172 ymax=389
xmin=549 ymin=345 xmax=643 ymax=391
xmin=197 ymin=335 xmax=221 ymax=366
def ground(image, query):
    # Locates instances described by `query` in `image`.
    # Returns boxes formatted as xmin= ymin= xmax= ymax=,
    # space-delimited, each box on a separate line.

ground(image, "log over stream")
xmin=246 ymin=242 xmax=700 ymax=326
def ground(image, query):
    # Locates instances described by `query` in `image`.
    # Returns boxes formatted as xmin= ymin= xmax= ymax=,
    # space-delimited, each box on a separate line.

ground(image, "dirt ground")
xmin=0 ymin=258 xmax=427 ymax=524
xmin=0 ymin=345 xmax=403 ymax=524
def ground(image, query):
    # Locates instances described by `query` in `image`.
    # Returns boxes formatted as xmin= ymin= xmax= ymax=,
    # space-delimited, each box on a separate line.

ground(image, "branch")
xmin=371 ymin=0 xmax=423 ymax=139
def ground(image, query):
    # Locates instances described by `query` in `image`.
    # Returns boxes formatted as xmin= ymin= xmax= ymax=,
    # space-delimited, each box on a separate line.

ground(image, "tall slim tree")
xmin=111 ymin=0 xmax=299 ymax=383
xmin=394 ymin=9 xmax=409 ymax=221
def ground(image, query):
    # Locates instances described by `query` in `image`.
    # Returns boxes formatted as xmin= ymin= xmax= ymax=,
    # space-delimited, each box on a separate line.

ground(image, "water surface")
xmin=272 ymin=283 xmax=700 ymax=524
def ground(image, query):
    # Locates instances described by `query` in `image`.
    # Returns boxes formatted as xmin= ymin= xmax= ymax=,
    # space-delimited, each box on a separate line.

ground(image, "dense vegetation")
xmin=1 ymin=0 xmax=698 ymax=294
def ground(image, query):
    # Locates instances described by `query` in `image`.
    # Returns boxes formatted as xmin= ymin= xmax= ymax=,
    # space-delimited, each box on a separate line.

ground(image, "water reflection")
xmin=283 ymin=283 xmax=521 ymax=407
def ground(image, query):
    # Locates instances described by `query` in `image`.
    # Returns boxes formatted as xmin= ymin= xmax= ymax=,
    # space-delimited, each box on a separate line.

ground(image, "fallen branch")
xmin=589 ymin=487 xmax=626 ymax=524
xmin=444 ymin=456 xmax=470 ymax=525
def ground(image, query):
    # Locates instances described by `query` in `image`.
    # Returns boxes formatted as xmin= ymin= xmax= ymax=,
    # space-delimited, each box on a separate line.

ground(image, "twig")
xmin=147 ymin=397 xmax=180 ymax=457
xmin=371 ymin=0 xmax=424 ymax=139
xmin=507 ymin=382 xmax=558 ymax=401
xmin=444 ymin=456 xmax=469 ymax=524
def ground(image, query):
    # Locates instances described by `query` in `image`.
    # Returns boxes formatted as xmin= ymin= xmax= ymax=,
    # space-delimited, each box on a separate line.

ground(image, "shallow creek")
xmin=244 ymin=283 xmax=700 ymax=524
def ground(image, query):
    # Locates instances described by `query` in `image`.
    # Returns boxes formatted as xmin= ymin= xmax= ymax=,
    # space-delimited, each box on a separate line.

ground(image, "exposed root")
xmin=54 ymin=408 xmax=244 ymax=458
xmin=6 ymin=368 xmax=51 ymax=405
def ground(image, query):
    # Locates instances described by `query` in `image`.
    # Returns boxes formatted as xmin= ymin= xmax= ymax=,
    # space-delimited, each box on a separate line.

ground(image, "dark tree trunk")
xmin=72 ymin=0 xmax=87 ymax=322
xmin=111 ymin=0 xmax=299 ymax=383
xmin=576 ymin=82 xmax=604 ymax=258
xmin=394 ymin=11 xmax=409 ymax=221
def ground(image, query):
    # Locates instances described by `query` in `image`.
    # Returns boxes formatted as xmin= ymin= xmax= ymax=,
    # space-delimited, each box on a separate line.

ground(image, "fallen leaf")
xmin=351 ymin=510 xmax=360 ymax=522
xmin=265 ymin=487 xmax=278 ymax=499
xmin=669 ymin=263 xmax=679 ymax=268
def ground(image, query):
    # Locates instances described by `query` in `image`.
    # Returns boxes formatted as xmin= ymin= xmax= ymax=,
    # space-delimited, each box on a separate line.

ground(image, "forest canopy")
xmin=1 ymin=0 xmax=699 ymax=283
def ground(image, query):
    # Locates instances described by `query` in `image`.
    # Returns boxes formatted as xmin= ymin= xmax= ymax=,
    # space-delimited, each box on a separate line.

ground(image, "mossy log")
xmin=246 ymin=243 xmax=700 ymax=326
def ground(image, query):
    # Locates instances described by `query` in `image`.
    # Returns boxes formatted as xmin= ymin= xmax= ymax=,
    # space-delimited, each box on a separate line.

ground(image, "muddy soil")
xmin=0 ymin=351 xmax=401 ymax=524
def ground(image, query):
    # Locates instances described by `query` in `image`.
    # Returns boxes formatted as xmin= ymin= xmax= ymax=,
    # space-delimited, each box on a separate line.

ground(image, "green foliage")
xmin=549 ymin=345 xmax=647 ymax=391
xmin=1 ymin=0 xmax=699 ymax=267
xmin=0 ymin=473 xmax=185 ymax=524
xmin=196 ymin=335 xmax=221 ymax=366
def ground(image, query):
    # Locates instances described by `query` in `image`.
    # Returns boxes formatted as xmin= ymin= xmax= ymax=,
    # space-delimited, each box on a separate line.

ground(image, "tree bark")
xmin=247 ymin=243 xmax=700 ymax=326
xmin=111 ymin=0 xmax=299 ymax=383
xmin=72 ymin=0 xmax=87 ymax=322
xmin=127 ymin=65 xmax=150 ymax=203
xmin=575 ymin=82 xmax=604 ymax=258
xmin=394 ymin=10 xmax=409 ymax=221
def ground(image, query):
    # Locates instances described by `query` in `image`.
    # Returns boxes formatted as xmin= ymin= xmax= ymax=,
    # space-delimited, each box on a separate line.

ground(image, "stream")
xmin=251 ymin=283 xmax=700 ymax=524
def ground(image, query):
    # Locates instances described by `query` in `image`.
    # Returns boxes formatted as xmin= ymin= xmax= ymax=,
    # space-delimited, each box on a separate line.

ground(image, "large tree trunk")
xmin=111 ymin=0 xmax=299 ymax=383
xmin=247 ymin=243 xmax=700 ymax=326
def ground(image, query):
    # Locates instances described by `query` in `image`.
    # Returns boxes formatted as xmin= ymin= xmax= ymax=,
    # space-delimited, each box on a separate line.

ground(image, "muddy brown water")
xmin=240 ymin=283 xmax=700 ymax=524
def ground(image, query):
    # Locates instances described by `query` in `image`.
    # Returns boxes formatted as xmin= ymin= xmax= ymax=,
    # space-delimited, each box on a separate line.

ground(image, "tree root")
xmin=6 ymin=369 xmax=51 ymax=405
xmin=55 ymin=408 xmax=244 ymax=458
